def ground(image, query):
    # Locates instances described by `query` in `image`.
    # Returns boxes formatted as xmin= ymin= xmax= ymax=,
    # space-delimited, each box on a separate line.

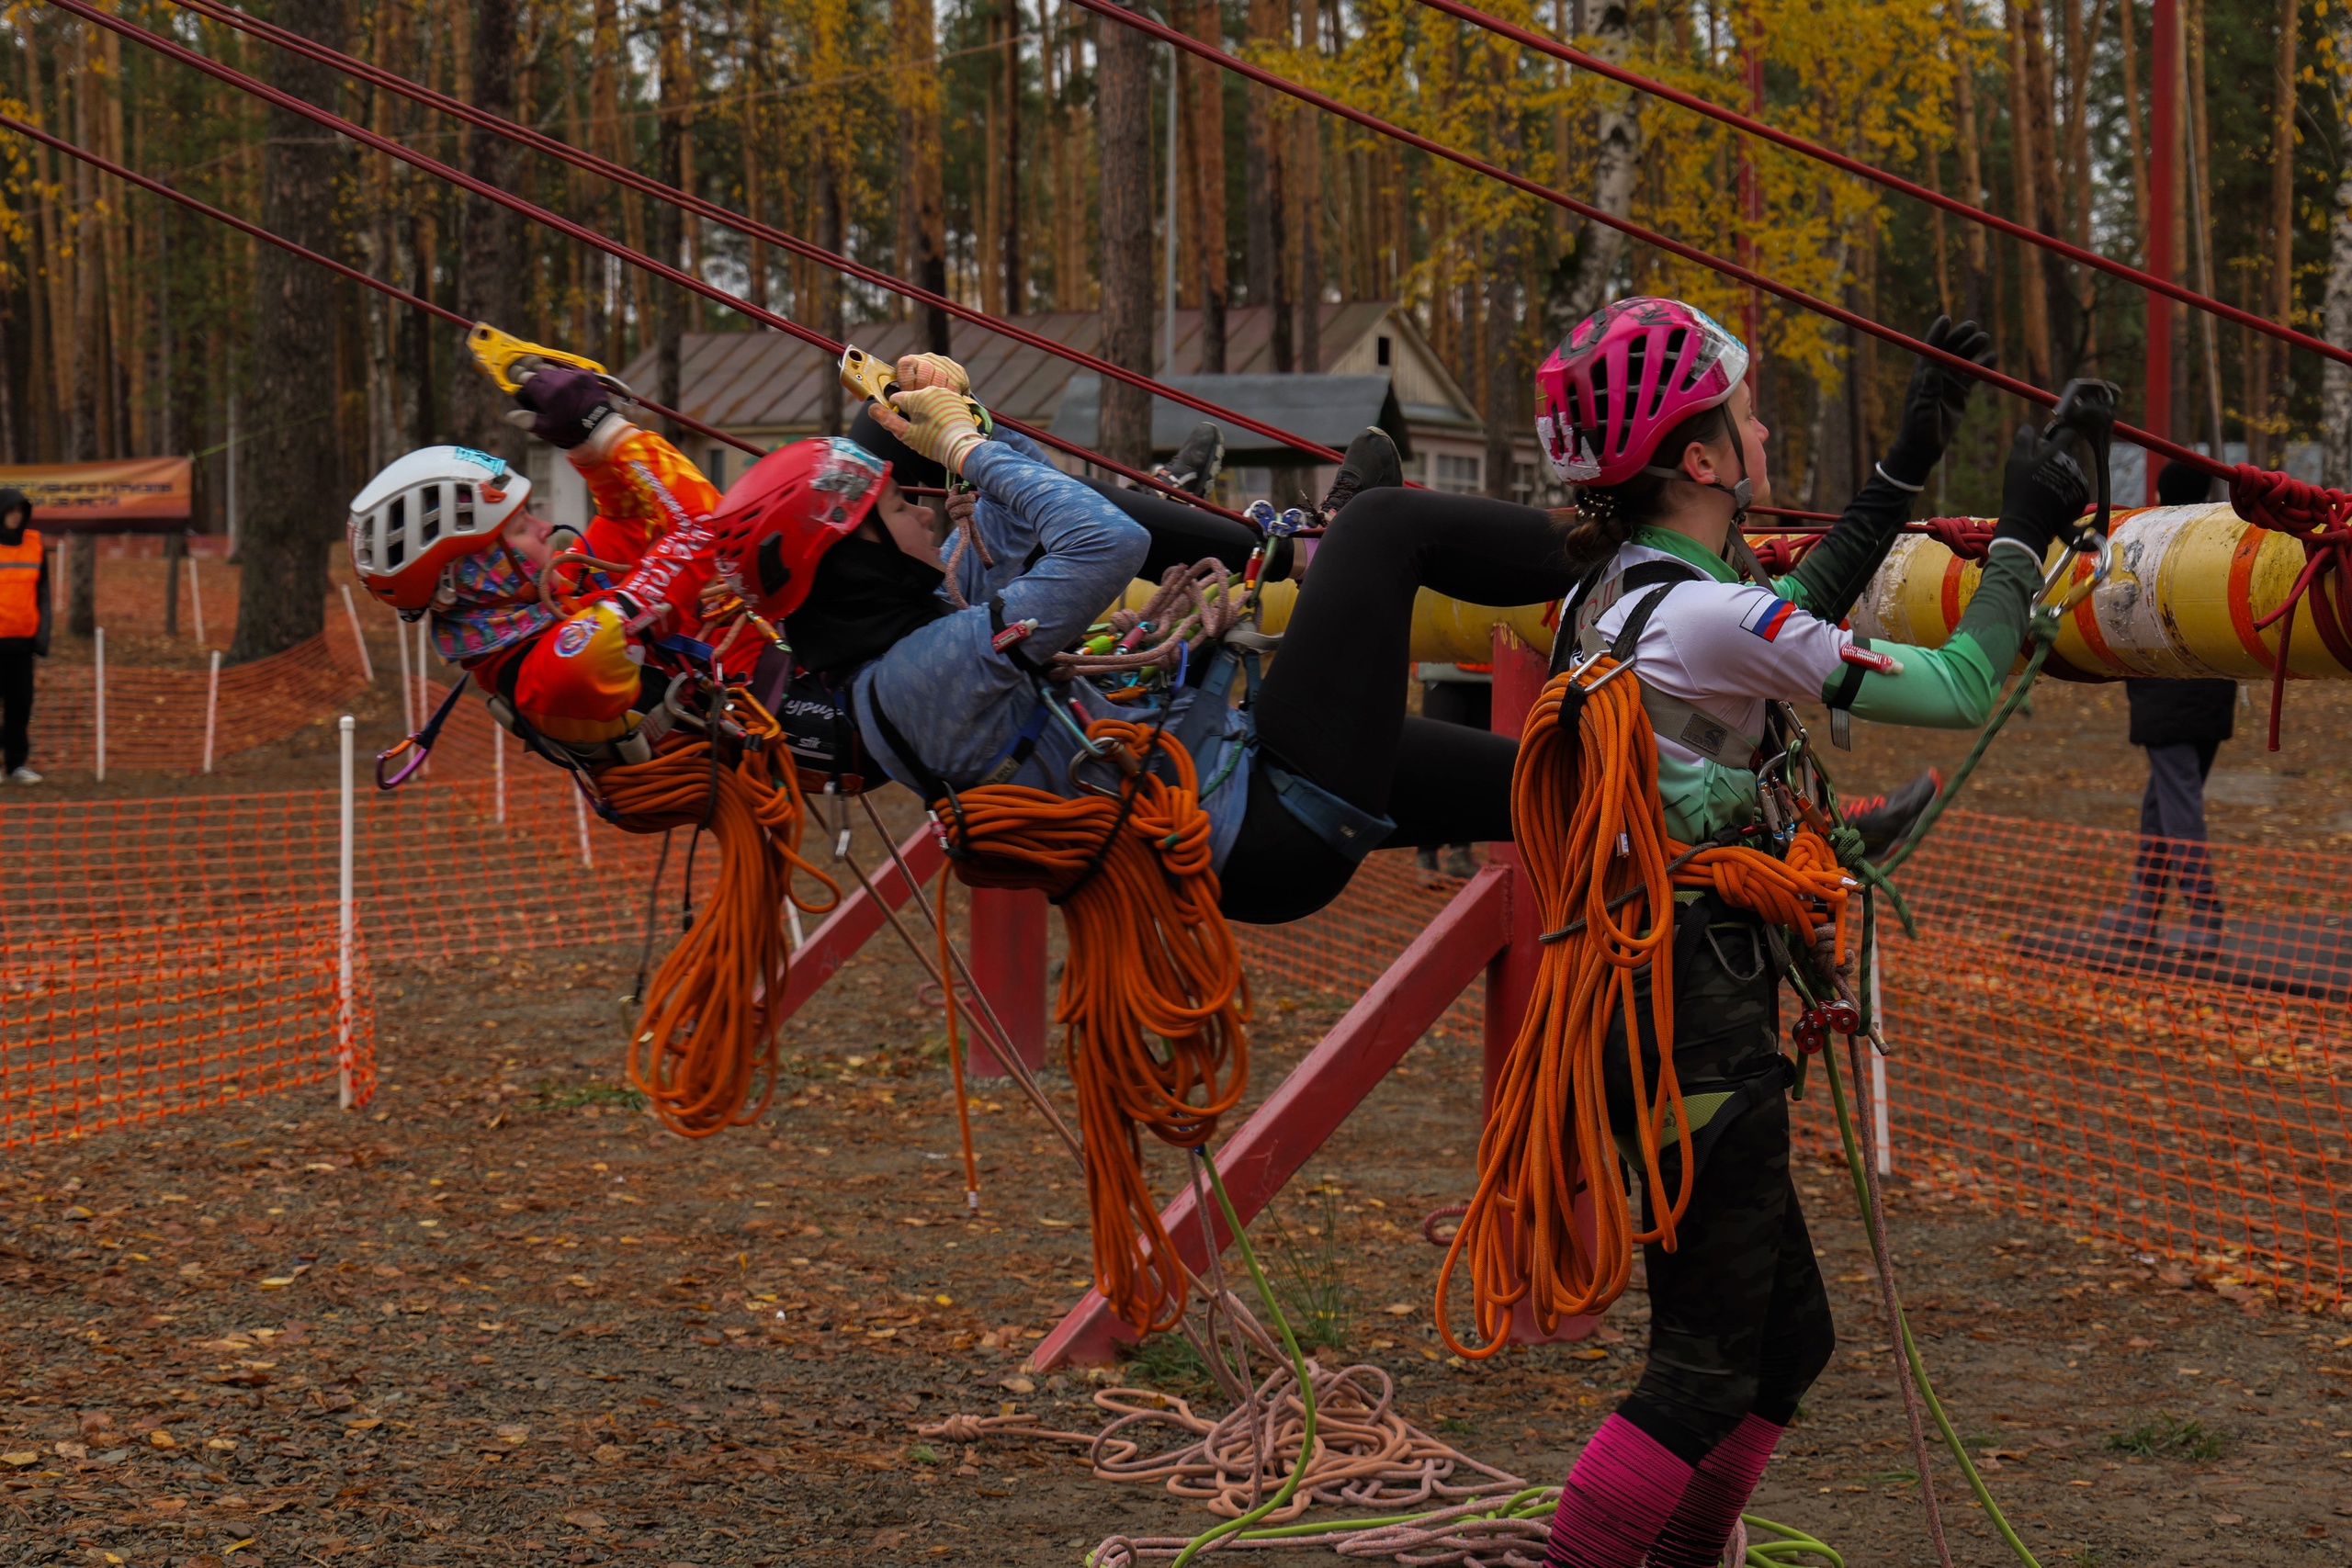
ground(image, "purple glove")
xmin=511 ymin=365 xmax=616 ymax=450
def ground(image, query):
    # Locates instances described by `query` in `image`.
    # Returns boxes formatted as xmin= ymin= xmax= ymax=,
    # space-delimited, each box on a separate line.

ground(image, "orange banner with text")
xmin=0 ymin=457 xmax=194 ymax=531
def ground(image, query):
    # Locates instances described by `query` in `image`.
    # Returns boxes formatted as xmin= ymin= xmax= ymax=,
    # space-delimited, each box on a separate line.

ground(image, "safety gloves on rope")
xmin=883 ymin=385 xmax=990 ymax=478
xmin=506 ymin=364 xmax=617 ymax=450
xmin=1992 ymin=416 xmax=2093 ymax=561
xmin=1880 ymin=314 xmax=1994 ymax=490
xmin=895 ymin=352 xmax=970 ymax=395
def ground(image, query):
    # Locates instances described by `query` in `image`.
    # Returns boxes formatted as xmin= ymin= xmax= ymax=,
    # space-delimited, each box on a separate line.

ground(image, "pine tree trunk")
xmin=895 ymin=0 xmax=952 ymax=350
xmin=1098 ymin=1 xmax=1156 ymax=468
xmin=1004 ymin=1 xmax=1025 ymax=315
xmin=1245 ymin=0 xmax=1291 ymax=371
xmin=2003 ymin=0 xmax=2053 ymax=386
xmin=228 ymin=0 xmax=345 ymax=665
xmin=2325 ymin=7 xmax=2352 ymax=486
xmin=2263 ymin=0 xmax=2301 ymax=466
xmin=1555 ymin=0 xmax=1639 ymax=322
xmin=449 ymin=0 xmax=523 ymax=458
xmin=1179 ymin=0 xmax=1227 ymax=371
xmin=653 ymin=0 xmax=686 ymax=441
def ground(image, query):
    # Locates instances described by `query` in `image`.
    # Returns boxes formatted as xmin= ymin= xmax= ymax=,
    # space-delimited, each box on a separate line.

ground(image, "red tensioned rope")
xmin=54 ymin=0 xmax=1249 ymax=525
xmin=1077 ymin=0 xmax=2352 ymax=741
xmin=0 ymin=112 xmax=761 ymax=463
xmin=1416 ymin=0 xmax=2352 ymax=374
xmin=168 ymin=0 xmax=1355 ymax=477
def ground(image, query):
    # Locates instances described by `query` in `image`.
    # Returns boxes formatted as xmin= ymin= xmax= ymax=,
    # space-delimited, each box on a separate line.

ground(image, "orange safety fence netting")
xmin=0 ymin=905 xmax=375 ymax=1151
xmin=30 ymin=627 xmax=371 ymax=775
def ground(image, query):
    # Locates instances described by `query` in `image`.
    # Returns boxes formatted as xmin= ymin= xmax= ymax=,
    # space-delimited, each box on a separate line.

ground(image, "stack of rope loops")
xmin=1438 ymin=661 xmax=1852 ymax=1357
xmin=2225 ymin=464 xmax=2352 ymax=747
xmin=594 ymin=733 xmax=841 ymax=1137
xmin=1054 ymin=559 xmax=1245 ymax=678
xmin=938 ymin=716 xmax=1247 ymax=1333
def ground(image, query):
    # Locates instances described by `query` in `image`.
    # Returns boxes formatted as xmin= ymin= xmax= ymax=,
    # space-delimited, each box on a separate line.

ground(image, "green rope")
xmin=1740 ymin=1512 xmax=1845 ymax=1566
xmin=1160 ymin=1150 xmax=1321 ymax=1568
xmin=1875 ymin=611 xmax=2061 ymax=877
xmin=1820 ymin=954 xmax=2044 ymax=1568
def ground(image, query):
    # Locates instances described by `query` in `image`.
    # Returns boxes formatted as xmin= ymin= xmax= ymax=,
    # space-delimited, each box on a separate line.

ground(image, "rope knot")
xmin=2224 ymin=464 xmax=2352 ymax=748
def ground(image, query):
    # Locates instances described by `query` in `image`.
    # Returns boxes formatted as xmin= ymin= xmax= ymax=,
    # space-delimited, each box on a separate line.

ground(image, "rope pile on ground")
xmin=594 ymin=731 xmax=839 ymax=1138
xmin=938 ymin=717 xmax=1248 ymax=1333
xmin=1439 ymin=661 xmax=1854 ymax=1356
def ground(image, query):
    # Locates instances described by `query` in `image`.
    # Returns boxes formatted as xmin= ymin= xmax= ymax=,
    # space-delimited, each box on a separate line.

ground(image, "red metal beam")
xmin=966 ymin=886 xmax=1051 ymax=1077
xmin=776 ymin=822 xmax=945 ymax=1021
xmin=1029 ymin=863 xmax=1517 ymax=1369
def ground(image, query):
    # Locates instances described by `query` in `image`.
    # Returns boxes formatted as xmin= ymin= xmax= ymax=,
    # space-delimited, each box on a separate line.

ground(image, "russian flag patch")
xmin=1740 ymin=595 xmax=1799 ymax=642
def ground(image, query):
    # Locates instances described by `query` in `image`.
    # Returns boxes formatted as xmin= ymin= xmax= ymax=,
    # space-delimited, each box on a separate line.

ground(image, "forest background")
xmin=4 ymin=0 xmax=2346 ymax=658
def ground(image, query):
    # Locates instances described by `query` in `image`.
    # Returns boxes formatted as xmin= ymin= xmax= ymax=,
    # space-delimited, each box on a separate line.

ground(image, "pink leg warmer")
xmin=1645 ymin=1413 xmax=1784 ymax=1568
xmin=1539 ymin=1414 xmax=1695 ymax=1568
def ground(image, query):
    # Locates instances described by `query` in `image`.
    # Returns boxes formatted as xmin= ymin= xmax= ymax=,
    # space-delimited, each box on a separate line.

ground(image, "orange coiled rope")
xmin=939 ymin=717 xmax=1248 ymax=1336
xmin=1436 ymin=660 xmax=1852 ymax=1357
xmin=594 ymin=735 xmax=841 ymax=1138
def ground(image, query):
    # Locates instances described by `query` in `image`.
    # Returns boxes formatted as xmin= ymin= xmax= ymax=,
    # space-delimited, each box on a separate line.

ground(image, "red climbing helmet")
xmin=1534 ymin=298 xmax=1750 ymax=487
xmin=706 ymin=436 xmax=893 ymax=618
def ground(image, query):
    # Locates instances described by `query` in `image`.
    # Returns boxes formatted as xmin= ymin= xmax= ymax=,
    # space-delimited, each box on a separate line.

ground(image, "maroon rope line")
xmin=165 ymin=0 xmax=1351 ymax=474
xmin=1070 ymin=0 xmax=2234 ymax=488
xmin=52 ymin=0 xmax=1250 ymax=524
xmin=1415 ymin=0 xmax=2352 ymax=374
xmin=0 ymin=109 xmax=760 ymax=461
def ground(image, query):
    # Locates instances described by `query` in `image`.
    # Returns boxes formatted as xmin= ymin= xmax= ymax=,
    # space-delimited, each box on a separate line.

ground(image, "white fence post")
xmin=413 ymin=618 xmax=432 ymax=779
xmin=93 ymin=626 xmax=106 ymax=783
xmin=1870 ymin=944 xmax=1891 ymax=1177
xmin=493 ymin=724 xmax=506 ymax=825
xmin=338 ymin=583 xmax=374 ymax=682
xmin=573 ymin=788 xmax=594 ymax=868
xmin=187 ymin=553 xmax=207 ymax=646
xmin=201 ymin=650 xmax=220 ymax=774
xmin=337 ymin=715 xmax=356 ymax=1111
xmin=394 ymin=612 xmax=414 ymax=735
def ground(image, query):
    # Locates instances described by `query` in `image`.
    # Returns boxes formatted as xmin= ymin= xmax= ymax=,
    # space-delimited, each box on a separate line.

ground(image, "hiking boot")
xmin=1317 ymin=426 xmax=1404 ymax=525
xmin=1844 ymin=767 xmax=1940 ymax=858
xmin=1153 ymin=421 xmax=1226 ymax=498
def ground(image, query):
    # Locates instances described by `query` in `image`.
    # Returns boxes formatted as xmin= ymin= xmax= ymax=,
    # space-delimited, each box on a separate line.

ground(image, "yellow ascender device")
xmin=837 ymin=344 xmax=992 ymax=435
xmin=468 ymin=321 xmax=634 ymax=398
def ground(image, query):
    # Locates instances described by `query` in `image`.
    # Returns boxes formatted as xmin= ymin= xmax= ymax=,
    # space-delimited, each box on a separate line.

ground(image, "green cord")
xmin=1741 ymin=1511 xmax=1845 ymax=1566
xmin=1876 ymin=613 xmax=2059 ymax=877
xmin=1159 ymin=1151 xmax=1321 ymax=1568
xmin=1820 ymin=956 xmax=2044 ymax=1568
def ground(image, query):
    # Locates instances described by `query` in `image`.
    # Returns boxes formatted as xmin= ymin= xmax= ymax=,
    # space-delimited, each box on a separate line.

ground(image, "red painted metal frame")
xmin=1031 ymin=629 xmax=1591 ymax=1369
xmin=967 ymin=887 xmax=1052 ymax=1077
xmin=776 ymin=822 xmax=945 ymax=1021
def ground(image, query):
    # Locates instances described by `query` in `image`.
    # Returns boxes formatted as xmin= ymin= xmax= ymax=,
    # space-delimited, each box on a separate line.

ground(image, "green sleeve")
xmin=1815 ymin=545 xmax=2042 ymax=729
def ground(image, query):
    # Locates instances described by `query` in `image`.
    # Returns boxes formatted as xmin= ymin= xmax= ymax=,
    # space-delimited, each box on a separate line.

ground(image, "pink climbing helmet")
xmin=1534 ymin=297 xmax=1751 ymax=487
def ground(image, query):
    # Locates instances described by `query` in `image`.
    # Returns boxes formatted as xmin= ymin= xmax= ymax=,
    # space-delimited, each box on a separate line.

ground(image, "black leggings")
xmin=1604 ymin=908 xmax=1836 ymax=1462
xmin=1216 ymin=487 xmax=1589 ymax=922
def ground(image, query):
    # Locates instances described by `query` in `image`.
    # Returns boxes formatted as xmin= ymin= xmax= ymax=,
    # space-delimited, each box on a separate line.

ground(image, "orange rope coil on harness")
xmin=938 ymin=716 xmax=1248 ymax=1335
xmin=1436 ymin=660 xmax=1851 ymax=1357
xmin=594 ymin=728 xmax=841 ymax=1138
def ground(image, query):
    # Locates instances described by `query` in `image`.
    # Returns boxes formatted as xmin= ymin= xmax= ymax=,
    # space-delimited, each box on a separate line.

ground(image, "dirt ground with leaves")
xmin=9 ymin=604 xmax=2352 ymax=1565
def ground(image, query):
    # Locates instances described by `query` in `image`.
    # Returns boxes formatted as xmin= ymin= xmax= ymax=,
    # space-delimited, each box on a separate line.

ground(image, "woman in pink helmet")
xmin=1482 ymin=297 xmax=2097 ymax=1568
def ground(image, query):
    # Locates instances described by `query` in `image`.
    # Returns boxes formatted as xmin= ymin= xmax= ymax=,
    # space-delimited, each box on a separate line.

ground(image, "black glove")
xmin=1880 ymin=315 xmax=1994 ymax=488
xmin=1990 ymin=420 xmax=2092 ymax=559
xmin=508 ymin=365 xmax=616 ymax=450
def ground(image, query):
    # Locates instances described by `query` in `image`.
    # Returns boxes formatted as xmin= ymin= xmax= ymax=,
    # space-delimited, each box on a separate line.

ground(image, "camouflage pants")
xmin=1598 ymin=897 xmax=1836 ymax=1462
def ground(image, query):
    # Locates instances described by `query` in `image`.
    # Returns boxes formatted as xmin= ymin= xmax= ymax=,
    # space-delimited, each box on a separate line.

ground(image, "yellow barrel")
xmin=1118 ymin=503 xmax=2346 ymax=679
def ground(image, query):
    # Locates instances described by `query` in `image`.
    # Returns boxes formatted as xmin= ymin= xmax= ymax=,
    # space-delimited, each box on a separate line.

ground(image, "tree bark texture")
xmin=895 ymin=0 xmax=952 ymax=352
xmin=1178 ymin=0 xmax=1227 ymax=372
xmin=1245 ymin=0 xmax=1291 ymax=371
xmin=448 ymin=0 xmax=523 ymax=459
xmin=1555 ymin=0 xmax=1639 ymax=324
xmin=2325 ymin=7 xmax=2352 ymax=485
xmin=229 ymin=0 xmax=345 ymax=664
xmin=653 ymin=0 xmax=687 ymax=441
xmin=1098 ymin=1 xmax=1155 ymax=468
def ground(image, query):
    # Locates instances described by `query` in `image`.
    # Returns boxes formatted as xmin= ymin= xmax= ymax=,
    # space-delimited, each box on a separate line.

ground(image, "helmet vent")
xmin=1652 ymin=329 xmax=1687 ymax=415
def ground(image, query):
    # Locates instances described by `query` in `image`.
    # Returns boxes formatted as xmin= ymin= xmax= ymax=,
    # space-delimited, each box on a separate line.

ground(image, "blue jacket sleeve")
xmin=855 ymin=442 xmax=1148 ymax=788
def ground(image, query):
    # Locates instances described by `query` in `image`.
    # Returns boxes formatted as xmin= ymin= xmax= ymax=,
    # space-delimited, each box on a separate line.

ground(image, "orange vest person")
xmin=0 ymin=486 xmax=50 ymax=784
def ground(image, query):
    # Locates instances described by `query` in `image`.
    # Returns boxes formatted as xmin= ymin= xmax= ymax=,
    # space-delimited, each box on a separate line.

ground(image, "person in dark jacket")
xmin=0 ymin=488 xmax=50 ymax=784
xmin=2112 ymin=458 xmax=2233 ymax=945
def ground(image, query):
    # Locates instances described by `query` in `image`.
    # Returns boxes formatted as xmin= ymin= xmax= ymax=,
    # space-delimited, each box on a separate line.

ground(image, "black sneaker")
xmin=1318 ymin=426 xmax=1403 ymax=525
xmin=1153 ymin=421 xmax=1226 ymax=498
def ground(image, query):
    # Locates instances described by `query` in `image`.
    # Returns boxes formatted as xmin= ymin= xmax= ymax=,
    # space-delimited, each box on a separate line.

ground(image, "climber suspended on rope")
xmin=1468 ymin=296 xmax=2102 ymax=1568
xmin=346 ymin=362 xmax=730 ymax=783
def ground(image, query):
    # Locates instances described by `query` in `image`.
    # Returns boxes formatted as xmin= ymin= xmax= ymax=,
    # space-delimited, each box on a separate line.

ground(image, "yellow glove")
xmin=895 ymin=353 xmax=970 ymax=395
xmin=886 ymin=385 xmax=989 ymax=476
